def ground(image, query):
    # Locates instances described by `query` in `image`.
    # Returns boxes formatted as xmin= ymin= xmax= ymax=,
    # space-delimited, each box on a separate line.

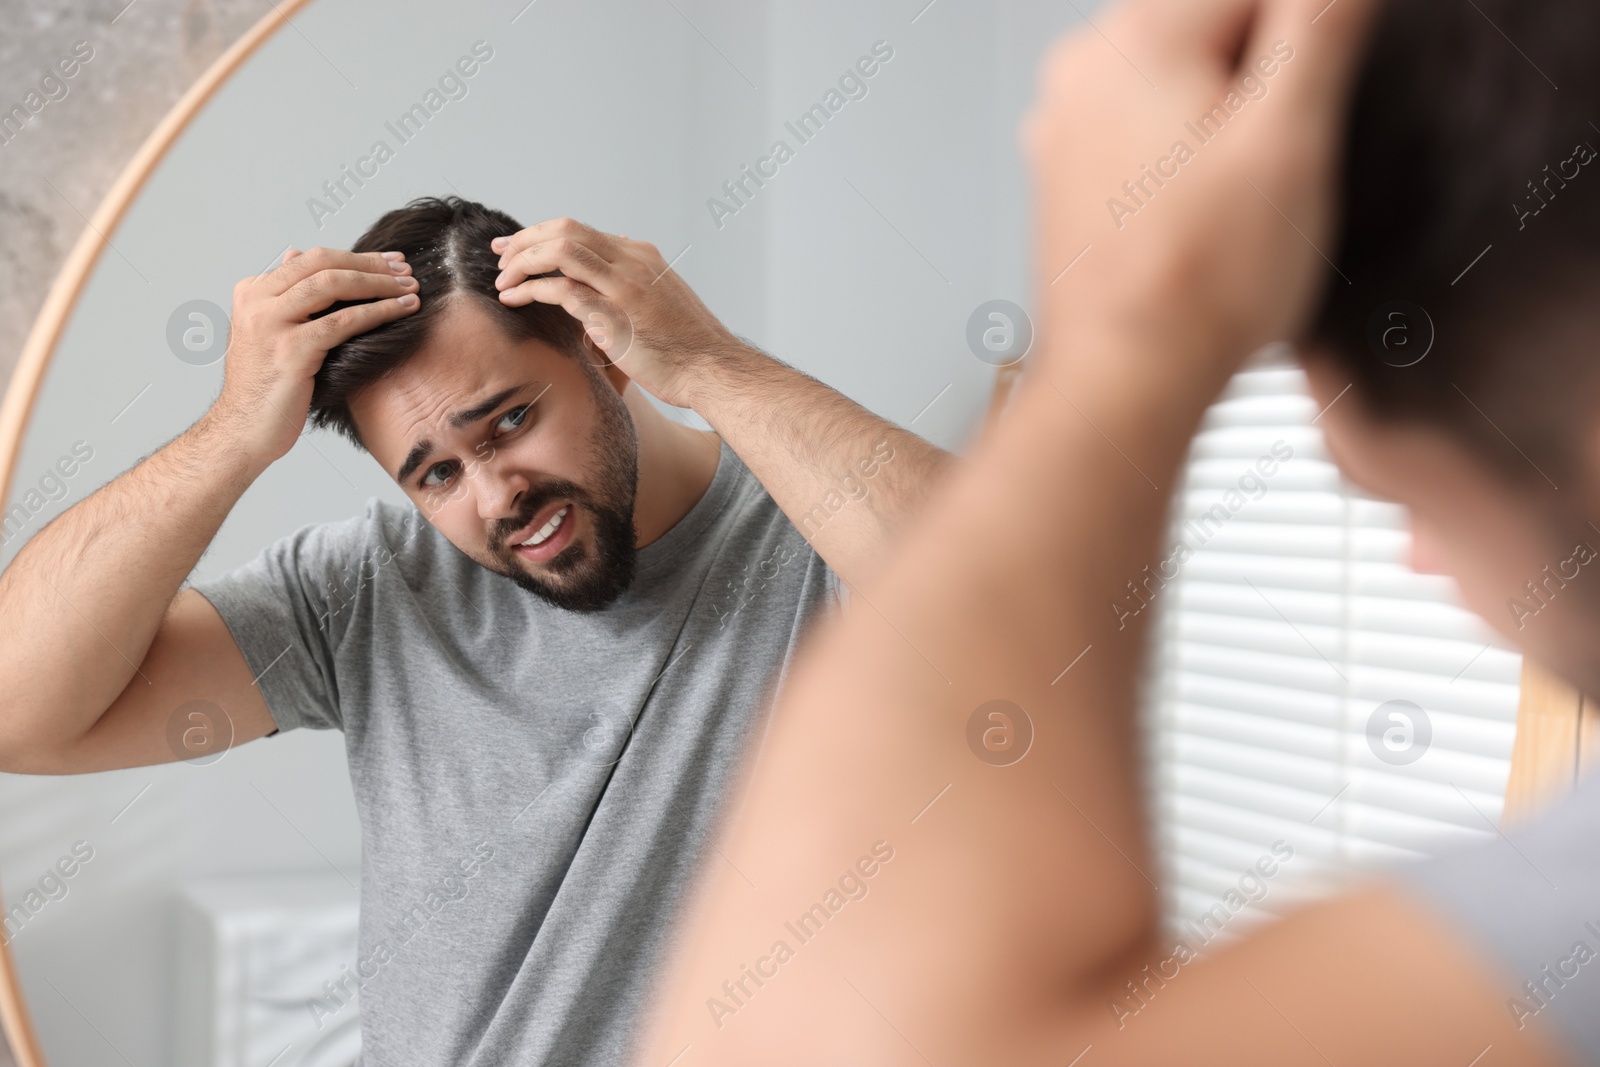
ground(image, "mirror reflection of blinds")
xmin=1140 ymin=350 xmax=1522 ymax=945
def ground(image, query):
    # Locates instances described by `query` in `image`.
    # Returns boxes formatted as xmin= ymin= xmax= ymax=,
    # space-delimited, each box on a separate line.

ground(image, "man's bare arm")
xmin=628 ymin=0 xmax=1571 ymax=1063
xmin=0 ymin=247 xmax=419 ymax=772
xmin=0 ymin=416 xmax=273 ymax=773
xmin=685 ymin=341 xmax=956 ymax=587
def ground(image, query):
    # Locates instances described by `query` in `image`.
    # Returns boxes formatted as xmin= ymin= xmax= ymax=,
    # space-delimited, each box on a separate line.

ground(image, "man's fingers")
xmin=1114 ymin=0 xmax=1375 ymax=102
xmin=496 ymin=237 xmax=615 ymax=296
xmin=496 ymin=272 xmax=593 ymax=310
xmin=1119 ymin=0 xmax=1262 ymax=74
xmin=1246 ymin=0 xmax=1381 ymax=123
xmin=261 ymin=246 xmax=408 ymax=297
xmin=281 ymin=267 xmax=419 ymax=321
xmin=294 ymin=291 xmax=420 ymax=350
xmin=493 ymin=217 xmax=618 ymax=271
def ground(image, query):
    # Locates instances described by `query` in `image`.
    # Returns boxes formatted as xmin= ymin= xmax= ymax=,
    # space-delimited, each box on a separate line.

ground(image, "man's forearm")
xmin=0 ymin=411 xmax=264 ymax=759
xmin=687 ymin=341 xmax=957 ymax=587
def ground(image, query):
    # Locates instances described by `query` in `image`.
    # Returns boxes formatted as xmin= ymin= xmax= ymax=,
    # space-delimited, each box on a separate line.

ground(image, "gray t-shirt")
xmin=193 ymin=440 xmax=843 ymax=1066
xmin=1397 ymin=764 xmax=1600 ymax=1064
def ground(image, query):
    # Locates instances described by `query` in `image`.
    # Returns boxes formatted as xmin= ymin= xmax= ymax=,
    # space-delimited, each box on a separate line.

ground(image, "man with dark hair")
xmin=0 ymin=195 xmax=954 ymax=1064
xmin=631 ymin=0 xmax=1600 ymax=1064
xmin=1310 ymin=0 xmax=1600 ymax=490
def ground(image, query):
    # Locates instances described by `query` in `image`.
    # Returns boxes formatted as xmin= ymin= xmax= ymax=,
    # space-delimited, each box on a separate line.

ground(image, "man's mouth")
xmin=510 ymin=502 xmax=576 ymax=563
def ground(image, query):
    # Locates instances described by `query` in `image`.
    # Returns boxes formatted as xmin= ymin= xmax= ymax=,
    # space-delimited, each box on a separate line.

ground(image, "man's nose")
xmin=469 ymin=458 xmax=530 ymax=526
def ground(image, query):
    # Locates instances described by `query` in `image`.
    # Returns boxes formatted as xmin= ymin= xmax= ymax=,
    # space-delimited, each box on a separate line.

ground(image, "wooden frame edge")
xmin=1503 ymin=657 xmax=1592 ymax=828
xmin=0 ymin=3 xmax=313 ymax=1064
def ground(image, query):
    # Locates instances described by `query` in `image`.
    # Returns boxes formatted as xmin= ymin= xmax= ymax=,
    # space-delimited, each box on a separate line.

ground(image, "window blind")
xmin=1141 ymin=349 xmax=1523 ymax=944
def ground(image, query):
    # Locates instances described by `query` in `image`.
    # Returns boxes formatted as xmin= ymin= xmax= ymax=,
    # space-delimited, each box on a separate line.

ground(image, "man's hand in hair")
xmin=218 ymin=246 xmax=420 ymax=464
xmin=490 ymin=217 xmax=740 ymax=410
xmin=1021 ymin=0 xmax=1377 ymax=398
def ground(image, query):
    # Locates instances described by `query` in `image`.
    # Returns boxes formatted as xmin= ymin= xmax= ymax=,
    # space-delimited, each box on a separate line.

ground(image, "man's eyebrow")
xmin=394 ymin=382 xmax=546 ymax=483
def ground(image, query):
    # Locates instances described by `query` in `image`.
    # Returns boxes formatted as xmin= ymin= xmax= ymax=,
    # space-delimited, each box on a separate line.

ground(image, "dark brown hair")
xmin=308 ymin=196 xmax=589 ymax=450
xmin=1309 ymin=0 xmax=1600 ymax=487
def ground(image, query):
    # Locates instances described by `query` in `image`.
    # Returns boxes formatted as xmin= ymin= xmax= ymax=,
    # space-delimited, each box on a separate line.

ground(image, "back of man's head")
xmin=1311 ymin=0 xmax=1600 ymax=486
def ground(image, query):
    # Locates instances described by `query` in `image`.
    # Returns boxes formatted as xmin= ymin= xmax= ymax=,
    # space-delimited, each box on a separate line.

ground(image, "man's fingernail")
xmin=491 ymin=236 xmax=507 ymax=251
xmin=381 ymin=250 xmax=404 ymax=262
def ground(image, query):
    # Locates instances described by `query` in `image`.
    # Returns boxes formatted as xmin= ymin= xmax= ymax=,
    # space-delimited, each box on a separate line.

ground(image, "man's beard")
xmin=483 ymin=366 xmax=641 ymax=612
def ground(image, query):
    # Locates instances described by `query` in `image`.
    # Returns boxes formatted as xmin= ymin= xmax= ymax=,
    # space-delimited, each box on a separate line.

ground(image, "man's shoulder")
xmin=703 ymin=450 xmax=799 ymax=546
xmin=363 ymin=496 xmax=432 ymax=544
xmin=355 ymin=497 xmax=459 ymax=569
xmin=694 ymin=449 xmax=847 ymax=615
xmin=254 ymin=497 xmax=444 ymax=571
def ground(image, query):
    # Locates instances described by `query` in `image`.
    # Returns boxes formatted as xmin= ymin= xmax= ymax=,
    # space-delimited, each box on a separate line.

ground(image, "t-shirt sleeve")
xmin=188 ymin=506 xmax=377 ymax=734
xmin=1391 ymin=765 xmax=1600 ymax=1064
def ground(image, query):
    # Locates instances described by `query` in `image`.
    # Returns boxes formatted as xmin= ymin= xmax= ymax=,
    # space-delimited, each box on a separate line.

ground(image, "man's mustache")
xmin=495 ymin=486 xmax=583 ymax=551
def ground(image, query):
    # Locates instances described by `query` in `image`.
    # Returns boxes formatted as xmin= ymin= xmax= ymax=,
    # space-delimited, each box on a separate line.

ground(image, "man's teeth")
xmin=521 ymin=505 xmax=570 ymax=547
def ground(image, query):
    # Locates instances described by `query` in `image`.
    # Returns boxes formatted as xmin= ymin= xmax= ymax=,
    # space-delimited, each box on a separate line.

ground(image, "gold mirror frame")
xmin=0 ymin=4 xmax=313 ymax=1063
xmin=0 ymin=7 xmax=1585 ymax=1061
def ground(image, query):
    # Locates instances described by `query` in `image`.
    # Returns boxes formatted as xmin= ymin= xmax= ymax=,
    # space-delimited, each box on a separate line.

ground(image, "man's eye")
xmin=496 ymin=404 xmax=531 ymax=434
xmin=420 ymin=461 xmax=454 ymax=489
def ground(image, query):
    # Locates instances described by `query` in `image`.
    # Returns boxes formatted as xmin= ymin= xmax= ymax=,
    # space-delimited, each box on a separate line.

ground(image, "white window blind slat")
xmin=1144 ymin=351 xmax=1522 ymax=941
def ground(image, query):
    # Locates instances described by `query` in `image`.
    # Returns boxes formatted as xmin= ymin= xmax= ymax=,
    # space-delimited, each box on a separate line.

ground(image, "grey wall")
xmin=0 ymin=1 xmax=1090 ymax=1063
